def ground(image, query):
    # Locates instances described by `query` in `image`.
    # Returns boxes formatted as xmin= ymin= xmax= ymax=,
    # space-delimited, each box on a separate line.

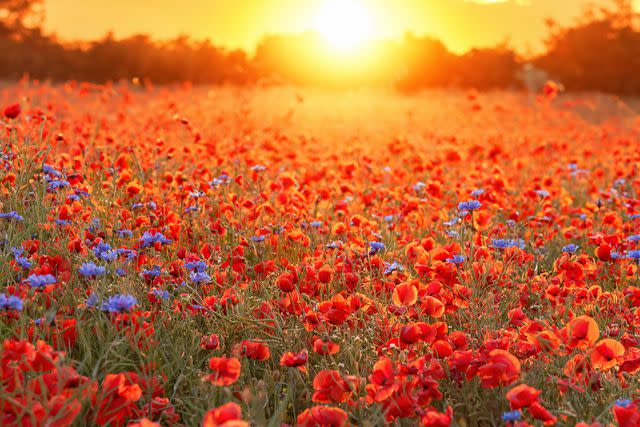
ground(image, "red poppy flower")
xmin=207 ymin=357 xmax=241 ymax=386
xmin=3 ymin=103 xmax=21 ymax=119
xmin=94 ymin=373 xmax=142 ymax=427
xmin=202 ymin=402 xmax=249 ymax=427
xmin=235 ymin=339 xmax=270 ymax=361
xmin=506 ymin=384 xmax=541 ymax=409
xmin=477 ymin=349 xmax=521 ymax=388
xmin=201 ymin=334 xmax=220 ymax=350
xmin=312 ymin=370 xmax=359 ymax=403
xmin=280 ymin=349 xmax=308 ymax=369
xmin=422 ymin=406 xmax=453 ymax=427
xmin=313 ymin=338 xmax=340 ymax=355
xmin=528 ymin=402 xmax=557 ymax=426
xmin=127 ymin=419 xmax=162 ymax=427
xmin=297 ymin=405 xmax=349 ymax=427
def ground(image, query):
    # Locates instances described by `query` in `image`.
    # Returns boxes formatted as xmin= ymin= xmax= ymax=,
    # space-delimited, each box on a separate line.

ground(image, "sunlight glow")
xmin=314 ymin=0 xmax=374 ymax=52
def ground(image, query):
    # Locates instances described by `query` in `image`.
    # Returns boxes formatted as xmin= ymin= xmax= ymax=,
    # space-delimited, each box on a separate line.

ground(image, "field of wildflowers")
xmin=1 ymin=81 xmax=640 ymax=426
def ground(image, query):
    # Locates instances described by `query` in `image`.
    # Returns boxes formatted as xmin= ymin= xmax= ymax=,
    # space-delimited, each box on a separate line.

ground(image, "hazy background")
xmin=44 ymin=0 xmax=619 ymax=54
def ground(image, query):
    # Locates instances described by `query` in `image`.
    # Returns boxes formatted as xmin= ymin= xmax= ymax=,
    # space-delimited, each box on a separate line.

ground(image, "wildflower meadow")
xmin=1 ymin=82 xmax=640 ymax=427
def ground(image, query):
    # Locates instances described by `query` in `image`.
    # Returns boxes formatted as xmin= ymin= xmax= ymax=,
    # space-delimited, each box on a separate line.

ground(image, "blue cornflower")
xmin=116 ymin=249 xmax=137 ymax=260
xmin=630 ymin=214 xmax=640 ymax=220
xmin=611 ymin=251 xmax=623 ymax=260
xmin=78 ymin=262 xmax=106 ymax=277
xmin=492 ymin=239 xmax=525 ymax=250
xmin=628 ymin=250 xmax=640 ymax=261
xmin=446 ymin=255 xmax=465 ymax=264
xmin=11 ymin=247 xmax=24 ymax=257
xmin=251 ymin=164 xmax=266 ymax=172
xmin=190 ymin=271 xmax=211 ymax=283
xmin=47 ymin=179 xmax=70 ymax=191
xmin=26 ymin=274 xmax=56 ymax=288
xmin=148 ymin=202 xmax=157 ymax=210
xmin=152 ymin=289 xmax=170 ymax=300
xmin=99 ymin=250 xmax=118 ymax=262
xmin=0 ymin=211 xmax=24 ymax=221
xmin=86 ymin=293 xmax=99 ymax=308
xmin=115 ymin=267 xmax=127 ymax=276
xmin=15 ymin=256 xmax=31 ymax=269
xmin=185 ymin=206 xmax=198 ymax=213
xmin=94 ymin=242 xmax=112 ymax=253
xmin=132 ymin=203 xmax=144 ymax=209
xmin=251 ymin=235 xmax=266 ymax=242
xmin=384 ymin=215 xmax=394 ymax=222
xmin=310 ymin=221 xmax=323 ymax=228
xmin=116 ymin=229 xmax=133 ymax=238
xmin=139 ymin=232 xmax=173 ymax=249
xmin=627 ymin=235 xmax=640 ymax=243
xmin=458 ymin=200 xmax=481 ymax=211
xmin=189 ymin=190 xmax=205 ymax=198
xmin=102 ymin=294 xmax=138 ymax=313
xmin=384 ymin=261 xmax=404 ymax=275
xmin=615 ymin=399 xmax=633 ymax=408
xmin=562 ymin=244 xmax=579 ymax=253
xmin=43 ymin=164 xmax=62 ymax=177
xmin=445 ymin=230 xmax=459 ymax=237
xmin=66 ymin=194 xmax=80 ymax=202
xmin=142 ymin=266 xmax=162 ymax=279
xmin=0 ymin=293 xmax=23 ymax=311
xmin=184 ymin=261 xmax=208 ymax=272
xmin=470 ymin=189 xmax=485 ymax=198
xmin=74 ymin=189 xmax=90 ymax=198
xmin=535 ymin=189 xmax=550 ymax=198
xmin=369 ymin=241 xmax=385 ymax=254
xmin=502 ymin=410 xmax=521 ymax=422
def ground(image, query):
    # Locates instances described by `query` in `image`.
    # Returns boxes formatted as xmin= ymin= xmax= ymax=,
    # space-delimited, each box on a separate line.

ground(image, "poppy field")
xmin=1 ymin=82 xmax=640 ymax=427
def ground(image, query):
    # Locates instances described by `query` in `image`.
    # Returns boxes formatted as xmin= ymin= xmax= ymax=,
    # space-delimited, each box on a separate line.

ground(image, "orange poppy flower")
xmin=392 ymin=282 xmax=418 ymax=307
xmin=590 ymin=339 xmax=625 ymax=370
xmin=563 ymin=315 xmax=600 ymax=349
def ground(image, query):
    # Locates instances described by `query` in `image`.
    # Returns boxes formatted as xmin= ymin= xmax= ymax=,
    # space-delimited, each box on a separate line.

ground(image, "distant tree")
xmin=0 ymin=0 xmax=44 ymax=38
xmin=537 ymin=0 xmax=640 ymax=94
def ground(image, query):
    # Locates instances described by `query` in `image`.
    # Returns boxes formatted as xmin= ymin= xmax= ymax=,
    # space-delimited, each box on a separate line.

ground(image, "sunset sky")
xmin=44 ymin=0 xmax=625 ymax=53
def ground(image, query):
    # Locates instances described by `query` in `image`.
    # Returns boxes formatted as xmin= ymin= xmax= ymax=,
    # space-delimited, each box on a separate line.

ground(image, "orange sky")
xmin=44 ymin=0 xmax=622 ymax=53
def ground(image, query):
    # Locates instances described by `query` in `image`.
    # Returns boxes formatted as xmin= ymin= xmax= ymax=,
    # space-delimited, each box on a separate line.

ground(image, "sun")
xmin=314 ymin=0 xmax=374 ymax=52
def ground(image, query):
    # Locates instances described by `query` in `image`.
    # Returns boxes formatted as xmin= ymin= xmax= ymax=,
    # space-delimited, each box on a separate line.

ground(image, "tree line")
xmin=1 ymin=0 xmax=639 ymax=94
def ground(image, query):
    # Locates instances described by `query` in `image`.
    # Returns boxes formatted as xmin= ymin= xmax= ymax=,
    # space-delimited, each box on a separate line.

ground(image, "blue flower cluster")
xmin=0 ymin=293 xmax=23 ymax=311
xmin=139 ymin=231 xmax=173 ymax=248
xmin=0 ymin=211 xmax=24 ymax=221
xmin=492 ymin=239 xmax=525 ymax=250
xmin=458 ymin=200 xmax=481 ymax=212
xmin=78 ymin=262 xmax=106 ymax=277
xmin=101 ymin=294 xmax=138 ymax=313
xmin=26 ymin=273 xmax=56 ymax=288
xmin=369 ymin=241 xmax=386 ymax=255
